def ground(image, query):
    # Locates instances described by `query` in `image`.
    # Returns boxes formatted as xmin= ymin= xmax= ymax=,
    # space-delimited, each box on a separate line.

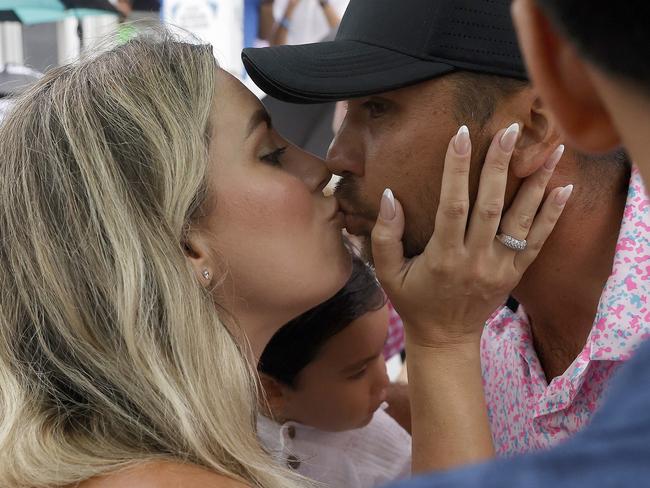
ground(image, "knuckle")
xmin=441 ymin=199 xmax=469 ymax=219
xmin=535 ymin=175 xmax=550 ymax=191
xmin=516 ymin=213 xmax=534 ymax=232
xmin=426 ymin=255 xmax=452 ymax=276
xmin=450 ymin=161 xmax=470 ymax=176
xmin=489 ymin=156 xmax=509 ymax=173
xmin=479 ymin=201 xmax=503 ymax=221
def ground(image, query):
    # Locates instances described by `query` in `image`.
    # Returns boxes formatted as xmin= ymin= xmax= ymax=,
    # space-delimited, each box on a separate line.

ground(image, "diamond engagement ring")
xmin=496 ymin=233 xmax=528 ymax=251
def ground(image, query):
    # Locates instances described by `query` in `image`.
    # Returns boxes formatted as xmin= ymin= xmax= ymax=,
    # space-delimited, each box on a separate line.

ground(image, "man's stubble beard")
xmin=335 ymin=176 xmax=434 ymax=262
xmin=334 ymin=134 xmax=491 ymax=264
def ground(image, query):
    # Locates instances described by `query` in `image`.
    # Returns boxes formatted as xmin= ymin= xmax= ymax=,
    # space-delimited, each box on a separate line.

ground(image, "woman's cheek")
xmin=244 ymin=177 xmax=315 ymax=231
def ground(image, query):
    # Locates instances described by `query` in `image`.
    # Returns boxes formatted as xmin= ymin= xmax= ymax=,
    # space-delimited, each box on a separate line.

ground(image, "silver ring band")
xmin=496 ymin=233 xmax=527 ymax=252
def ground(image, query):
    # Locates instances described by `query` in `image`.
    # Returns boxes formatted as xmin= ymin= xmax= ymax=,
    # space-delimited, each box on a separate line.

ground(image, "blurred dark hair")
xmin=258 ymin=256 xmax=386 ymax=387
xmin=536 ymin=0 xmax=650 ymax=92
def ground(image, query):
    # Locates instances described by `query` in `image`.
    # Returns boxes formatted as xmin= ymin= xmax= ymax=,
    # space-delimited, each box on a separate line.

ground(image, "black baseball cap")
xmin=242 ymin=0 xmax=527 ymax=104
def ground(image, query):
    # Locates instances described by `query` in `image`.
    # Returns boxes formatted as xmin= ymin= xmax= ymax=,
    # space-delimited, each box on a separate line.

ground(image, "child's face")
xmin=281 ymin=304 xmax=391 ymax=432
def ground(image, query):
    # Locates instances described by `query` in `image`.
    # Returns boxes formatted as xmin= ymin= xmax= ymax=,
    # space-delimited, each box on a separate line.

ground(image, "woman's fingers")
xmin=433 ymin=126 xmax=472 ymax=249
xmin=466 ymin=123 xmax=520 ymax=248
xmin=497 ymin=144 xmax=564 ymax=244
xmin=514 ymin=184 xmax=573 ymax=271
xmin=371 ymin=189 xmax=407 ymax=291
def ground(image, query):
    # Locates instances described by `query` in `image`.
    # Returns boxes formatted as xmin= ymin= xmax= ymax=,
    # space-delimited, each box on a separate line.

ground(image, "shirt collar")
xmin=588 ymin=166 xmax=650 ymax=361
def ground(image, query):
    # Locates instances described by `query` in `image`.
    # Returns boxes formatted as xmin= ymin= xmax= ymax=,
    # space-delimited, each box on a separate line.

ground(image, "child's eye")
xmin=261 ymin=146 xmax=287 ymax=167
xmin=348 ymin=367 xmax=368 ymax=380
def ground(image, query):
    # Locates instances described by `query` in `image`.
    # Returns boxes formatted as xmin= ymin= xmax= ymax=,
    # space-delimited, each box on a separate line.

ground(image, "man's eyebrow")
xmin=246 ymin=108 xmax=272 ymax=139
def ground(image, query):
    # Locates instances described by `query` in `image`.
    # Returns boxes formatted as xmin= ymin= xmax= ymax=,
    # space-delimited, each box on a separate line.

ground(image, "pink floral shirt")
xmin=481 ymin=167 xmax=650 ymax=456
xmin=384 ymin=301 xmax=405 ymax=360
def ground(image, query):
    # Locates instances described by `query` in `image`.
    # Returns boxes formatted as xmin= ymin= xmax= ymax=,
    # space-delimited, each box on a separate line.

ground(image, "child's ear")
xmin=511 ymin=94 xmax=564 ymax=179
xmin=259 ymin=373 xmax=289 ymax=419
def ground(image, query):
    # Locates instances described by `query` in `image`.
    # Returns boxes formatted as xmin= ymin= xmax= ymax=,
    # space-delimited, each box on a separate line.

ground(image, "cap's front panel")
xmin=336 ymin=0 xmax=440 ymax=60
xmin=426 ymin=0 xmax=526 ymax=77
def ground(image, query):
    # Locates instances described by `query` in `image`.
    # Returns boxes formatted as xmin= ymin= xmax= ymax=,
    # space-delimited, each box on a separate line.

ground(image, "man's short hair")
xmin=258 ymin=256 xmax=386 ymax=387
xmin=536 ymin=1 xmax=650 ymax=91
xmin=450 ymin=72 xmax=528 ymax=127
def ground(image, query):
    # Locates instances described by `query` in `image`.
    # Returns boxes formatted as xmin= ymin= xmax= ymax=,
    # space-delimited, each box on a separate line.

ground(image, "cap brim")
xmin=242 ymin=40 xmax=455 ymax=104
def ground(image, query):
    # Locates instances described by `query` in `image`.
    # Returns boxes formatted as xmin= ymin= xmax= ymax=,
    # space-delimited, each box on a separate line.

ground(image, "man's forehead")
xmin=346 ymin=76 xmax=456 ymax=103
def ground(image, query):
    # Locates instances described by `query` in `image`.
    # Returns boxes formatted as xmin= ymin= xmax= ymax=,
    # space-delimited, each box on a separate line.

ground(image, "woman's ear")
xmin=183 ymin=228 xmax=214 ymax=287
xmin=510 ymin=93 xmax=563 ymax=179
xmin=512 ymin=0 xmax=620 ymax=153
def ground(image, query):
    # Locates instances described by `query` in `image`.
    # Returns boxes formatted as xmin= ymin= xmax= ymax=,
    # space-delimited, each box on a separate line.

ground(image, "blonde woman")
xmin=0 ymin=32 xmax=563 ymax=488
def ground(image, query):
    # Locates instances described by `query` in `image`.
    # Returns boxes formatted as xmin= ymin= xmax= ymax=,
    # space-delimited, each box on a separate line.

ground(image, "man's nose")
xmin=326 ymin=127 xmax=364 ymax=177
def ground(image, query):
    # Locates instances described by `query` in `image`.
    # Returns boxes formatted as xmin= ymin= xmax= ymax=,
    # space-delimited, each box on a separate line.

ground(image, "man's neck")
xmin=512 ymin=165 xmax=628 ymax=381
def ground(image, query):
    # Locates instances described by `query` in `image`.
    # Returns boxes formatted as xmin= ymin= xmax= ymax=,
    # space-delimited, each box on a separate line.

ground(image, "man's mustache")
xmin=334 ymin=175 xmax=377 ymax=221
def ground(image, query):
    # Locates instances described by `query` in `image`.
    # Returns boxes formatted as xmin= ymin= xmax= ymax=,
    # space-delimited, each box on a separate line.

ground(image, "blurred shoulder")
xmin=76 ymin=461 xmax=250 ymax=488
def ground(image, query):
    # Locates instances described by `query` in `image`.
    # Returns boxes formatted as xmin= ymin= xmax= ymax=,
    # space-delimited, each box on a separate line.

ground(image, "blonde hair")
xmin=0 ymin=32 xmax=303 ymax=488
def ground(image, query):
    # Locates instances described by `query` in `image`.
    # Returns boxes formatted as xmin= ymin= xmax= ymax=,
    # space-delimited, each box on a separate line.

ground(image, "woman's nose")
xmin=285 ymin=146 xmax=332 ymax=193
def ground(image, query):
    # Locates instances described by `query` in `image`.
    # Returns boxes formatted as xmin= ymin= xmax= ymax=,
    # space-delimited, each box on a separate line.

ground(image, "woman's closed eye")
xmin=261 ymin=146 xmax=288 ymax=167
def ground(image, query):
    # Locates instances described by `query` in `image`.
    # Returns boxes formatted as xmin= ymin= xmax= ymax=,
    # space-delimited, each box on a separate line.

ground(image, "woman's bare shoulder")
xmin=77 ymin=461 xmax=250 ymax=488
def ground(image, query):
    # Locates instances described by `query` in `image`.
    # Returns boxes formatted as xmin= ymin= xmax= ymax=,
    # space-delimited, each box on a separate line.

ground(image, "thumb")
xmin=371 ymin=189 xmax=407 ymax=291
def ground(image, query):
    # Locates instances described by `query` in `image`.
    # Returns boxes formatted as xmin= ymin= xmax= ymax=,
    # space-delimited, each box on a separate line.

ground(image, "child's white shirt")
xmin=257 ymin=407 xmax=411 ymax=488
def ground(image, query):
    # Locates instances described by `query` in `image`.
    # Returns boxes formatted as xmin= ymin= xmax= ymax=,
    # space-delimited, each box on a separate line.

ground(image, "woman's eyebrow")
xmin=246 ymin=108 xmax=272 ymax=139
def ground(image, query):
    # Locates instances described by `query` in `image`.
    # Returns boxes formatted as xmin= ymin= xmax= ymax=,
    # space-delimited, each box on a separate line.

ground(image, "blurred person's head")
xmin=259 ymin=256 xmax=390 ymax=432
xmin=512 ymin=0 xmax=650 ymax=181
xmin=0 ymin=30 xmax=351 ymax=487
xmin=243 ymin=0 xmax=629 ymax=260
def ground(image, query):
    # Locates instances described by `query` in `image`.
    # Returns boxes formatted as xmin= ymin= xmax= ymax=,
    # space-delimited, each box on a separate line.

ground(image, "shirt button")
xmin=287 ymin=426 xmax=296 ymax=439
xmin=287 ymin=455 xmax=301 ymax=470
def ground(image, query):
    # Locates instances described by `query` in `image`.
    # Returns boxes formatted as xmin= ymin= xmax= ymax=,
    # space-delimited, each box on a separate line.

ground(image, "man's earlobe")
xmin=510 ymin=97 xmax=562 ymax=179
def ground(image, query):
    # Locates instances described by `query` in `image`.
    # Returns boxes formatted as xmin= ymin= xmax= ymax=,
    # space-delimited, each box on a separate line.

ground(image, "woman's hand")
xmin=371 ymin=123 xmax=570 ymax=473
xmin=372 ymin=123 xmax=570 ymax=349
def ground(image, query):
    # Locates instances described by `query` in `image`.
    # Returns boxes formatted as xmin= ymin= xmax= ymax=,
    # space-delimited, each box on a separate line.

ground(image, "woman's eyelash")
xmin=261 ymin=146 xmax=287 ymax=166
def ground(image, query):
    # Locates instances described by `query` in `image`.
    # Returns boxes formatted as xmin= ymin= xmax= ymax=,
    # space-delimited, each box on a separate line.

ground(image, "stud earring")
xmin=202 ymin=269 xmax=211 ymax=280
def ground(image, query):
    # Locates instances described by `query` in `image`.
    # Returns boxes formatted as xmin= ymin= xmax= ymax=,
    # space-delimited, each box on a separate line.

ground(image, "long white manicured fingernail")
xmin=500 ymin=122 xmax=520 ymax=152
xmin=555 ymin=184 xmax=574 ymax=206
xmin=454 ymin=125 xmax=471 ymax=155
xmin=544 ymin=144 xmax=565 ymax=170
xmin=380 ymin=188 xmax=396 ymax=220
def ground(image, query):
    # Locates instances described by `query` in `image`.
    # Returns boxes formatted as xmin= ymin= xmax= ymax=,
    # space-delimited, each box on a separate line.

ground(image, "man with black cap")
xmin=389 ymin=0 xmax=650 ymax=486
xmin=243 ymin=0 xmax=650 ymax=466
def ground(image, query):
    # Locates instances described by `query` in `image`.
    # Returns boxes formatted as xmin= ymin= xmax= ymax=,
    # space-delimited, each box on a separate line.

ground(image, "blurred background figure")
xmin=269 ymin=0 xmax=347 ymax=46
xmin=161 ymin=0 xmax=244 ymax=78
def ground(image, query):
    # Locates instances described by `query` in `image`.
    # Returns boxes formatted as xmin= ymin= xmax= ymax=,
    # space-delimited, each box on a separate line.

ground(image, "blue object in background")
xmin=243 ymin=0 xmax=260 ymax=48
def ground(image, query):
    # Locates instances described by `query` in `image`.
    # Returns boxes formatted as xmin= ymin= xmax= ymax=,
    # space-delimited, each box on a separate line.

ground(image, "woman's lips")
xmin=331 ymin=211 xmax=346 ymax=228
xmin=343 ymin=213 xmax=373 ymax=236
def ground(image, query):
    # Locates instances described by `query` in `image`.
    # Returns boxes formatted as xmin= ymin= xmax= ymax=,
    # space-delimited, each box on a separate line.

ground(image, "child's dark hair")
xmin=259 ymin=256 xmax=386 ymax=387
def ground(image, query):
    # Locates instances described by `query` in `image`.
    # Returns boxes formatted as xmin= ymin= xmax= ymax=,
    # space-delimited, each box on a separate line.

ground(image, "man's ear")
xmin=259 ymin=373 xmax=289 ymax=419
xmin=508 ymin=91 xmax=562 ymax=179
xmin=511 ymin=0 xmax=620 ymax=153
